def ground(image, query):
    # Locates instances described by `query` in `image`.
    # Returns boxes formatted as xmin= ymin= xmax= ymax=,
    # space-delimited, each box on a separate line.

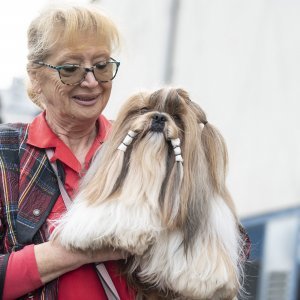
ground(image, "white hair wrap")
xmin=171 ymin=138 xmax=183 ymax=162
xmin=117 ymin=130 xmax=138 ymax=152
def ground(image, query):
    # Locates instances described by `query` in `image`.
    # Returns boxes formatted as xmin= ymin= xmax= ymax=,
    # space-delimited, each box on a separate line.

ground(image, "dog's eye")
xmin=173 ymin=115 xmax=181 ymax=121
xmin=140 ymin=107 xmax=149 ymax=114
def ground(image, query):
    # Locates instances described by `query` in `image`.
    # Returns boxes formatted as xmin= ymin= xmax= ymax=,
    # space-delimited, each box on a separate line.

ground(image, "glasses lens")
xmin=94 ymin=62 xmax=117 ymax=82
xmin=59 ymin=65 xmax=85 ymax=85
xmin=57 ymin=61 xmax=119 ymax=85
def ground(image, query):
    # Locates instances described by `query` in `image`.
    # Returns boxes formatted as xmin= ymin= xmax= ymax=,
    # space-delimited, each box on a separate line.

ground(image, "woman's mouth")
xmin=72 ymin=94 xmax=100 ymax=106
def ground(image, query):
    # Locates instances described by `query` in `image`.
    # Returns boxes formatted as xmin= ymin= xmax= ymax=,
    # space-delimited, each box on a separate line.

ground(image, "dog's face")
xmin=112 ymin=88 xmax=206 ymax=153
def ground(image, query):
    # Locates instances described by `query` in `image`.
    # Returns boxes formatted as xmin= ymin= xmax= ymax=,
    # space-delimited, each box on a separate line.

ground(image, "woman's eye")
xmin=95 ymin=62 xmax=108 ymax=70
xmin=61 ymin=65 xmax=79 ymax=73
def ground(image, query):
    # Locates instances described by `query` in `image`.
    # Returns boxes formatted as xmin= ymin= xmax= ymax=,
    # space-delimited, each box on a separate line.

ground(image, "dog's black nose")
xmin=152 ymin=113 xmax=167 ymax=123
xmin=151 ymin=113 xmax=166 ymax=132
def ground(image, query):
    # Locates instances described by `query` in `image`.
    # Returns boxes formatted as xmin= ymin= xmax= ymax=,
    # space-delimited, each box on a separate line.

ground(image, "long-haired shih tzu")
xmin=52 ymin=87 xmax=249 ymax=299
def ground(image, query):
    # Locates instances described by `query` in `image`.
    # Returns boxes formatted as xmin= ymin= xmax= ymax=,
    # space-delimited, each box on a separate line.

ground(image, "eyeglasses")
xmin=34 ymin=57 xmax=120 ymax=85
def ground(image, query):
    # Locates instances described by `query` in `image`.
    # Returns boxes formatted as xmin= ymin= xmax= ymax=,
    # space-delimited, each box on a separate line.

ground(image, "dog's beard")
xmin=112 ymin=131 xmax=169 ymax=209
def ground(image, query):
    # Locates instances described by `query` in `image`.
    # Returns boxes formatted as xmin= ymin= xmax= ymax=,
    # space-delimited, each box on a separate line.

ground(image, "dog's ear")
xmin=183 ymin=96 xmax=226 ymax=194
xmin=175 ymin=89 xmax=209 ymax=126
xmin=187 ymin=100 xmax=208 ymax=125
xmin=201 ymin=123 xmax=227 ymax=194
xmin=175 ymin=88 xmax=190 ymax=103
xmin=200 ymin=122 xmax=236 ymax=212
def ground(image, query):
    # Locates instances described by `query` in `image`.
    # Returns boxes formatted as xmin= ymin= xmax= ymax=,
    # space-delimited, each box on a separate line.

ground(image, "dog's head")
xmin=82 ymin=87 xmax=236 ymax=244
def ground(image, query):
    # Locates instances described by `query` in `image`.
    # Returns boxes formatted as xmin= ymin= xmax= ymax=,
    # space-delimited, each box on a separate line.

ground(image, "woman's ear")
xmin=26 ymin=68 xmax=45 ymax=110
xmin=27 ymin=68 xmax=41 ymax=94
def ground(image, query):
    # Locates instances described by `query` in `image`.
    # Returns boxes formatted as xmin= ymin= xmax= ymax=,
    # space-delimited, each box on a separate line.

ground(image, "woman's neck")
xmin=45 ymin=113 xmax=98 ymax=166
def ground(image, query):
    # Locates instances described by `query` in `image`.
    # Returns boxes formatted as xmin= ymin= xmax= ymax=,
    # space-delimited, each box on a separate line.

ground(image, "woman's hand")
xmin=34 ymin=240 xmax=127 ymax=284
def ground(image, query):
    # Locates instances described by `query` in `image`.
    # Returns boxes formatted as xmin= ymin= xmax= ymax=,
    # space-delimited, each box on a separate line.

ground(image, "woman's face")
xmin=34 ymin=33 xmax=114 ymax=124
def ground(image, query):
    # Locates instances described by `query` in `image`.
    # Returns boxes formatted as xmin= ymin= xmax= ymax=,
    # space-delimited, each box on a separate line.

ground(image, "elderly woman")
xmin=0 ymin=4 xmax=135 ymax=300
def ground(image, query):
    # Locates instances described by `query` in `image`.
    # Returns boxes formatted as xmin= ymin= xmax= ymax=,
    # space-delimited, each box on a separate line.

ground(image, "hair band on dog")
xmin=175 ymin=154 xmax=183 ymax=162
xmin=203 ymin=120 xmax=208 ymax=125
xmin=171 ymin=138 xmax=180 ymax=148
xmin=117 ymin=130 xmax=138 ymax=152
xmin=171 ymin=138 xmax=183 ymax=162
xmin=174 ymin=147 xmax=181 ymax=155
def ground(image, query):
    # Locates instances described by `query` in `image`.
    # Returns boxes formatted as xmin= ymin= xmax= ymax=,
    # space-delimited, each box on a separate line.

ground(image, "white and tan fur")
xmin=52 ymin=88 xmax=244 ymax=299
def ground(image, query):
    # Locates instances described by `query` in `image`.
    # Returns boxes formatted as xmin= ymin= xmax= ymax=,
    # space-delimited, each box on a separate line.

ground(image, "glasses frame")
xmin=34 ymin=57 xmax=120 ymax=85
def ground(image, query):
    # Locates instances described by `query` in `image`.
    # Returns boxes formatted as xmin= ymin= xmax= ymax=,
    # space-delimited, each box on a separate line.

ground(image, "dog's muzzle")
xmin=150 ymin=113 xmax=166 ymax=132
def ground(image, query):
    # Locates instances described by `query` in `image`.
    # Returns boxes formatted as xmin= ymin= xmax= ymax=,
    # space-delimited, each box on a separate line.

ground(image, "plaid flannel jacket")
xmin=0 ymin=123 xmax=62 ymax=299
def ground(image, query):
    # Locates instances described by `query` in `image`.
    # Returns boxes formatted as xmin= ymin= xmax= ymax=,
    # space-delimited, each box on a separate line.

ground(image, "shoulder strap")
xmin=45 ymin=149 xmax=72 ymax=209
xmin=45 ymin=149 xmax=120 ymax=300
xmin=95 ymin=263 xmax=121 ymax=300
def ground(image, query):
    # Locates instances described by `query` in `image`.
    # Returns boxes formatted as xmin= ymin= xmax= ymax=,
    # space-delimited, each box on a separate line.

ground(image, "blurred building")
xmin=0 ymin=77 xmax=39 ymax=123
xmin=243 ymin=207 xmax=300 ymax=300
xmin=0 ymin=95 xmax=3 ymax=123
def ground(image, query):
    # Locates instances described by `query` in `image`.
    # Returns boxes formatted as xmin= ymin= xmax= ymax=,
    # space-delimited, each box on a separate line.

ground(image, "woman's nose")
xmin=80 ymin=71 xmax=99 ymax=88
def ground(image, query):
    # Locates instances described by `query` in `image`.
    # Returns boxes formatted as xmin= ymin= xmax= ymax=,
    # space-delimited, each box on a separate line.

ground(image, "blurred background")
xmin=1 ymin=0 xmax=299 ymax=298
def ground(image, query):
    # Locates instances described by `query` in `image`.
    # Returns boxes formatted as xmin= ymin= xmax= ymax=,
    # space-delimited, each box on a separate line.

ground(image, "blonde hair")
xmin=26 ymin=4 xmax=121 ymax=108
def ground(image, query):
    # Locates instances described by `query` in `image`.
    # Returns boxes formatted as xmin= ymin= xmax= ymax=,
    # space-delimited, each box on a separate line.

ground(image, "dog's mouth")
xmin=150 ymin=123 xmax=165 ymax=133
